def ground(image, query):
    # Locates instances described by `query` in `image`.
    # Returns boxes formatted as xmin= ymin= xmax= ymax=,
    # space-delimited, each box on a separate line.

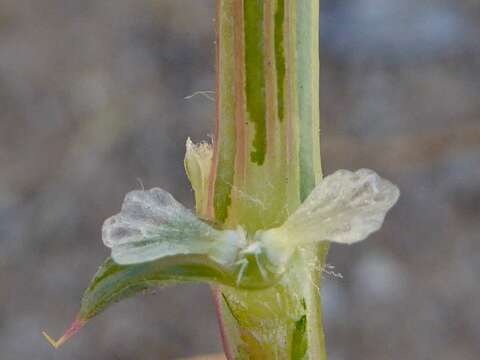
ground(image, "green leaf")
xmin=79 ymin=256 xmax=236 ymax=321
xmin=43 ymin=255 xmax=235 ymax=348
xmin=44 ymin=251 xmax=284 ymax=349
xmin=291 ymin=314 xmax=308 ymax=360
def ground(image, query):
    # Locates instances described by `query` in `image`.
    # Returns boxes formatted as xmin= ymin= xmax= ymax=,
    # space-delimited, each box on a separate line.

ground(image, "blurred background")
xmin=0 ymin=0 xmax=479 ymax=359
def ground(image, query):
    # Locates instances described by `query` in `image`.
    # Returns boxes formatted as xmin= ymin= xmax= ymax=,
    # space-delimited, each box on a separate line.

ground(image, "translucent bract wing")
xmin=282 ymin=169 xmax=400 ymax=245
xmin=102 ymin=188 xmax=246 ymax=265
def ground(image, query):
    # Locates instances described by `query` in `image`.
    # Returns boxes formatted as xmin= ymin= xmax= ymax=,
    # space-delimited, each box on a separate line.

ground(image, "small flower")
xmin=101 ymin=169 xmax=399 ymax=284
xmin=42 ymin=167 xmax=400 ymax=350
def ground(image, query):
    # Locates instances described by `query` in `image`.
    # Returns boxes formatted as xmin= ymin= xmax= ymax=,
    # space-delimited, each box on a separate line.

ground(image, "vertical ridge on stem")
xmin=233 ymin=0 xmax=247 ymax=192
xmin=297 ymin=0 xmax=322 ymax=201
xmin=274 ymin=0 xmax=286 ymax=123
xmin=244 ymin=0 xmax=267 ymax=165
xmin=210 ymin=0 xmax=236 ymax=223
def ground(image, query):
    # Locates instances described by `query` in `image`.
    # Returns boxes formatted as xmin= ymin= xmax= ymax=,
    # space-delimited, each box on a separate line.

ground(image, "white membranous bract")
xmin=102 ymin=169 xmax=399 ymax=284
xmin=257 ymin=169 xmax=400 ymax=272
xmin=102 ymin=188 xmax=246 ymax=266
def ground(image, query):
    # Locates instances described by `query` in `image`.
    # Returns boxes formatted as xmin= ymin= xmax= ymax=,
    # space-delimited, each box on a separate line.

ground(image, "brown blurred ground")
xmin=0 ymin=1 xmax=479 ymax=359
xmin=184 ymin=355 xmax=225 ymax=360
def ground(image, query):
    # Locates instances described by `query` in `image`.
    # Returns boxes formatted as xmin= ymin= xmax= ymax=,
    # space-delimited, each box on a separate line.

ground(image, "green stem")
xmin=209 ymin=1 xmax=327 ymax=359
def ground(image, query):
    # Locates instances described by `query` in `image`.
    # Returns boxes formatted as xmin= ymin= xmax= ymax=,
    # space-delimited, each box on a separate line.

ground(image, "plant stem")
xmin=209 ymin=1 xmax=327 ymax=358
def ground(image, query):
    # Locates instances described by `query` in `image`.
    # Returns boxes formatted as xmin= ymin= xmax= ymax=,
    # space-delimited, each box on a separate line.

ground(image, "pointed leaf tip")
xmin=42 ymin=331 xmax=60 ymax=349
xmin=42 ymin=319 xmax=86 ymax=349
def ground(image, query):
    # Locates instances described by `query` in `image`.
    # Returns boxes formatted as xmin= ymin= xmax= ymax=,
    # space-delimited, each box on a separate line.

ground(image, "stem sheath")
xmin=210 ymin=1 xmax=327 ymax=358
